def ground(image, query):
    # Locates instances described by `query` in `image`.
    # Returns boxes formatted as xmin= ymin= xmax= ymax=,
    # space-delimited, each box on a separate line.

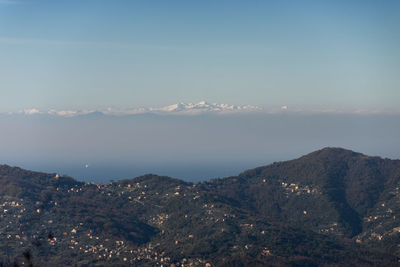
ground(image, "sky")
xmin=0 ymin=0 xmax=400 ymax=182
xmin=1 ymin=0 xmax=399 ymax=112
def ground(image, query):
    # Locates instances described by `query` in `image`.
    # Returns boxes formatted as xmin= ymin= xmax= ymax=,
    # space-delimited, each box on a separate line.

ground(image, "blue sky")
xmin=1 ymin=0 xmax=399 ymax=112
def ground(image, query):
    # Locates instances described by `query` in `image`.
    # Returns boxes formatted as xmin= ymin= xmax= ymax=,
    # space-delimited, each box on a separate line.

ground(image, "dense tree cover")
xmin=1 ymin=148 xmax=400 ymax=266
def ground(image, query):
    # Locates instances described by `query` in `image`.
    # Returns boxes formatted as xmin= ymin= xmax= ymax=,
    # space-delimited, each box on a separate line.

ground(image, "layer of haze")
xmin=0 ymin=113 xmax=399 ymax=182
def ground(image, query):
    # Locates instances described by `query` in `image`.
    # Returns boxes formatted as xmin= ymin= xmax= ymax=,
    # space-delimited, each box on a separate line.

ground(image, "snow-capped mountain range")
xmin=17 ymin=101 xmax=262 ymax=117
xmin=152 ymin=101 xmax=260 ymax=113
xmin=14 ymin=103 xmax=400 ymax=117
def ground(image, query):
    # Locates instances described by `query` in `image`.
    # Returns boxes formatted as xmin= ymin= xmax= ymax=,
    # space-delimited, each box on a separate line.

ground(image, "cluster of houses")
xmin=0 ymin=175 xmax=292 ymax=266
xmin=280 ymin=180 xmax=318 ymax=196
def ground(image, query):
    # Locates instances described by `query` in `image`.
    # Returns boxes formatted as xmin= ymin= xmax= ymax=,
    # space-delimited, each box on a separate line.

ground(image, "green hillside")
xmin=1 ymin=148 xmax=400 ymax=266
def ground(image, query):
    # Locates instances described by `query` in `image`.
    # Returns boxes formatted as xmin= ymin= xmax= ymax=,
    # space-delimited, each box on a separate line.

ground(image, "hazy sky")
xmin=1 ymin=0 xmax=399 ymax=112
xmin=1 ymin=113 xmax=399 ymax=182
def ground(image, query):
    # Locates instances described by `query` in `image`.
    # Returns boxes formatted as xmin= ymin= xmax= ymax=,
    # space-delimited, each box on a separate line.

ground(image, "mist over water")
xmin=6 ymin=161 xmax=263 ymax=184
xmin=1 ymin=113 xmax=399 ymax=183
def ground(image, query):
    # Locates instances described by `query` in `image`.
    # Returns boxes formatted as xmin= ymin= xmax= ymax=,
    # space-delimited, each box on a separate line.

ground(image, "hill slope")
xmin=1 ymin=148 xmax=400 ymax=266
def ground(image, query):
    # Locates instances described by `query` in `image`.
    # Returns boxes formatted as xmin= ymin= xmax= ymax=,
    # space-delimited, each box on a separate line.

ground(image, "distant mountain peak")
xmin=152 ymin=101 xmax=261 ymax=114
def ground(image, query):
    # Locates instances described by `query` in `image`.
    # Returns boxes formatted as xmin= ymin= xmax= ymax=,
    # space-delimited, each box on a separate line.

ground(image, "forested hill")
xmin=1 ymin=148 xmax=400 ymax=266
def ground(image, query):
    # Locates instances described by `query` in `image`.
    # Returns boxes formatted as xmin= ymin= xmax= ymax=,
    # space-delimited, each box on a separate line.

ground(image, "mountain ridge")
xmin=10 ymin=101 xmax=262 ymax=118
xmin=1 ymin=147 xmax=400 ymax=266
